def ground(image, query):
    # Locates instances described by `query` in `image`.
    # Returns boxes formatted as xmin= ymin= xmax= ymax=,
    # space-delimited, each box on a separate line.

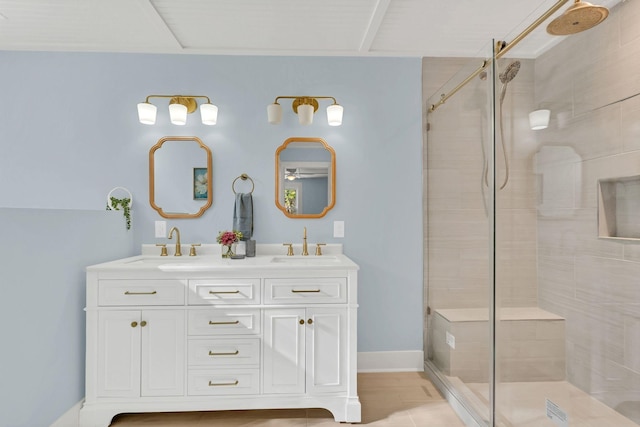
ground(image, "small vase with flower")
xmin=216 ymin=230 xmax=243 ymax=258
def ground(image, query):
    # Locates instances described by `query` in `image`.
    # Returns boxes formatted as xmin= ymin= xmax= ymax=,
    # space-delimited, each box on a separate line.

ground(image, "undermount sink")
xmin=270 ymin=256 xmax=340 ymax=264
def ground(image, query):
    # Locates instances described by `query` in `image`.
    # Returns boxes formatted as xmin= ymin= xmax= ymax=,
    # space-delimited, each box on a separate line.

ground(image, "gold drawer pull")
xmin=291 ymin=289 xmax=321 ymax=293
xmin=209 ymin=350 xmax=239 ymax=356
xmin=209 ymin=320 xmax=240 ymax=325
xmin=208 ymin=380 xmax=239 ymax=387
xmin=124 ymin=291 xmax=157 ymax=295
xmin=209 ymin=290 xmax=240 ymax=294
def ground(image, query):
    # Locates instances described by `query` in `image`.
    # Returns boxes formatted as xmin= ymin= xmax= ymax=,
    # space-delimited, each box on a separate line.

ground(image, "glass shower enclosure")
xmin=423 ymin=1 xmax=640 ymax=425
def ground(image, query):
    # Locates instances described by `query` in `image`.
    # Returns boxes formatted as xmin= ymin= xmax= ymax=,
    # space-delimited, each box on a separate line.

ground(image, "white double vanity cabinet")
xmin=79 ymin=245 xmax=360 ymax=427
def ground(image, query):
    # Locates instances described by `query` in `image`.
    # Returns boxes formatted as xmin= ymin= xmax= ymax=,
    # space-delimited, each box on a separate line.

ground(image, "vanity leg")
xmin=79 ymin=406 xmax=118 ymax=427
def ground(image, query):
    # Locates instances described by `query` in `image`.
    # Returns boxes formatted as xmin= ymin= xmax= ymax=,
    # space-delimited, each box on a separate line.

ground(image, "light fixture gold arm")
xmin=272 ymin=96 xmax=338 ymax=104
xmin=429 ymin=0 xmax=569 ymax=112
xmin=143 ymin=94 xmax=212 ymax=114
xmin=272 ymin=96 xmax=339 ymax=113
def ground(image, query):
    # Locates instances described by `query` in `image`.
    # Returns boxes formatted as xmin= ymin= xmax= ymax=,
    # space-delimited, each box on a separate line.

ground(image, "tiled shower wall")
xmin=422 ymin=54 xmax=538 ymax=313
xmin=535 ymin=0 xmax=640 ymax=409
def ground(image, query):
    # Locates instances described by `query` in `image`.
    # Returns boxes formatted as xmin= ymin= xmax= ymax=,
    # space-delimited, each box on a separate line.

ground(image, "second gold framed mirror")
xmin=275 ymin=137 xmax=336 ymax=218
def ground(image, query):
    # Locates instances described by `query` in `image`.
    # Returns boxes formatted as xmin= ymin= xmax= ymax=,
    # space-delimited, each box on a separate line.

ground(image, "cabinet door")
xmin=263 ymin=309 xmax=305 ymax=394
xmin=97 ymin=311 xmax=141 ymax=397
xmin=141 ymin=310 xmax=185 ymax=396
xmin=306 ymin=308 xmax=347 ymax=394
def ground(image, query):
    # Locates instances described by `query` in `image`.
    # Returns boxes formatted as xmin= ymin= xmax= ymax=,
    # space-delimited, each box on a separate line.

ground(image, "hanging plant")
xmin=107 ymin=197 xmax=131 ymax=230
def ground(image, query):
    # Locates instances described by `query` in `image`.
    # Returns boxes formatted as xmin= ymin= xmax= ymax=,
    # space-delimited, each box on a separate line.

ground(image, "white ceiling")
xmin=0 ymin=0 xmax=623 ymax=58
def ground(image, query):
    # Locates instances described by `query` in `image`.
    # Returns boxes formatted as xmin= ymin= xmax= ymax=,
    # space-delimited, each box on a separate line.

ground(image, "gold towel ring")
xmin=232 ymin=173 xmax=255 ymax=194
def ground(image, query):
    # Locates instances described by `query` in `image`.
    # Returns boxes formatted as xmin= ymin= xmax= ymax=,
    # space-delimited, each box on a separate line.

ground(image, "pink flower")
xmin=216 ymin=230 xmax=243 ymax=245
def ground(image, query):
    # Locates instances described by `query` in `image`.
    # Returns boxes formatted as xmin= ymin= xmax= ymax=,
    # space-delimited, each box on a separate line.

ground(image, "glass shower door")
xmin=424 ymin=40 xmax=497 ymax=427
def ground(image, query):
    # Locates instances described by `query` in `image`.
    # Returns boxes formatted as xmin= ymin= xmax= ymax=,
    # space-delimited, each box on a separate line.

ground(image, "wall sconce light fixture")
xmin=285 ymin=168 xmax=299 ymax=181
xmin=137 ymin=95 xmax=218 ymax=126
xmin=267 ymin=96 xmax=343 ymax=126
xmin=529 ymin=109 xmax=551 ymax=130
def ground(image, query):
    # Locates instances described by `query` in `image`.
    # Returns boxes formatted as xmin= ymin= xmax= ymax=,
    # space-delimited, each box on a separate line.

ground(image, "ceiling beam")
xmin=359 ymin=0 xmax=392 ymax=53
xmin=137 ymin=0 xmax=184 ymax=50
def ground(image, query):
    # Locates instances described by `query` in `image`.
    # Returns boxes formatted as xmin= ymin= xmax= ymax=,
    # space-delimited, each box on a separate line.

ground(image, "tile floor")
xmin=109 ymin=372 xmax=467 ymax=426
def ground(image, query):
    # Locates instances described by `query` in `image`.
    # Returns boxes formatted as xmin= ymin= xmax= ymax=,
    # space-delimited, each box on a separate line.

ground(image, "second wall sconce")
xmin=267 ymin=96 xmax=343 ymax=126
xmin=137 ymin=95 xmax=218 ymax=126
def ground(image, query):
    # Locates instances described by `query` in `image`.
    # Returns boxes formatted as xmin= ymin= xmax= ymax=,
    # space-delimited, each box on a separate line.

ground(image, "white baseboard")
xmin=50 ymin=399 xmax=82 ymax=427
xmin=357 ymin=350 xmax=424 ymax=372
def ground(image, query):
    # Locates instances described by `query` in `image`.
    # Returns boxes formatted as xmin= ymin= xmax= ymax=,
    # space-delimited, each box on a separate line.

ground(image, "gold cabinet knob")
xmin=307 ymin=319 xmax=313 ymax=325
xmin=131 ymin=321 xmax=138 ymax=328
xmin=140 ymin=320 xmax=147 ymax=327
xmin=299 ymin=319 xmax=305 ymax=325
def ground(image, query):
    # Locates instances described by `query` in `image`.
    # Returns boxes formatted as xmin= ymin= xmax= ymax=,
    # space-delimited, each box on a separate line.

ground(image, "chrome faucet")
xmin=168 ymin=227 xmax=182 ymax=256
xmin=302 ymin=227 xmax=309 ymax=256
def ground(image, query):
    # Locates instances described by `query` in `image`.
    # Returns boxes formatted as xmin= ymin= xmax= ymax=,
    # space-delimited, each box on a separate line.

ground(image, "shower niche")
xmin=598 ymin=175 xmax=640 ymax=240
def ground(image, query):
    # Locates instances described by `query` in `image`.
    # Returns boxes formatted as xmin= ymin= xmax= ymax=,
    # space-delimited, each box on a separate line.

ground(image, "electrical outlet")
xmin=333 ymin=221 xmax=345 ymax=238
xmin=155 ymin=221 xmax=167 ymax=238
xmin=446 ymin=331 xmax=456 ymax=349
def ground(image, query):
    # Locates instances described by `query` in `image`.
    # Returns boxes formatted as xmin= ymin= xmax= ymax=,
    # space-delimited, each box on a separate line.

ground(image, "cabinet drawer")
xmin=188 ymin=338 xmax=260 ymax=367
xmin=188 ymin=309 xmax=260 ymax=335
xmin=189 ymin=338 xmax=260 ymax=367
xmin=98 ymin=280 xmax=185 ymax=306
xmin=264 ymin=278 xmax=347 ymax=304
xmin=188 ymin=369 xmax=259 ymax=396
xmin=188 ymin=279 xmax=260 ymax=305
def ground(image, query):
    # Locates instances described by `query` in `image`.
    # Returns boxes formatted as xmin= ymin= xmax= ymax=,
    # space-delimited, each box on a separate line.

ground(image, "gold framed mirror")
xmin=275 ymin=137 xmax=336 ymax=218
xmin=149 ymin=136 xmax=212 ymax=219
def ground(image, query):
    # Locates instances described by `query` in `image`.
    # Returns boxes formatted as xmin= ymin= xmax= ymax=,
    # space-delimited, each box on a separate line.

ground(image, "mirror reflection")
xmin=149 ymin=136 xmax=213 ymax=219
xmin=275 ymin=137 xmax=335 ymax=218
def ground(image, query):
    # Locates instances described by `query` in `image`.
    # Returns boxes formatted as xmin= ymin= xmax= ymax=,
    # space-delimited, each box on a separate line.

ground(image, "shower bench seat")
xmin=431 ymin=307 xmax=565 ymax=383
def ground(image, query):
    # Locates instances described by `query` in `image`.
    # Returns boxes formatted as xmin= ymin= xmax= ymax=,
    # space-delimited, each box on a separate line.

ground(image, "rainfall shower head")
xmin=546 ymin=0 xmax=609 ymax=36
xmin=499 ymin=60 xmax=521 ymax=84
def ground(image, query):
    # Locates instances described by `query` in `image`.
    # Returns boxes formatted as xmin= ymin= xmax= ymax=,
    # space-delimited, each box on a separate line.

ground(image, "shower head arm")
xmin=496 ymin=0 xmax=569 ymax=59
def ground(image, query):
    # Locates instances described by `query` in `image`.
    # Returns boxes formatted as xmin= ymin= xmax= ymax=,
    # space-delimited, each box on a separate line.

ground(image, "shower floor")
xmin=463 ymin=380 xmax=638 ymax=427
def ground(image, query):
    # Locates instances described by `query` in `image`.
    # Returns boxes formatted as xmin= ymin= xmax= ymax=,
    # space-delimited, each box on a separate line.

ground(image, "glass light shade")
xmin=327 ymin=104 xmax=343 ymax=126
xmin=297 ymin=104 xmax=314 ymax=125
xmin=529 ymin=109 xmax=551 ymax=130
xmin=169 ymin=103 xmax=188 ymax=125
xmin=200 ymin=103 xmax=218 ymax=125
xmin=267 ymin=103 xmax=282 ymax=124
xmin=137 ymin=102 xmax=157 ymax=125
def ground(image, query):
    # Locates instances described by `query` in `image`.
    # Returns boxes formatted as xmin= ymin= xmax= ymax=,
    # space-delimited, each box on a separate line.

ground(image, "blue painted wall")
xmin=0 ymin=51 xmax=423 ymax=424
xmin=0 ymin=209 xmax=134 ymax=427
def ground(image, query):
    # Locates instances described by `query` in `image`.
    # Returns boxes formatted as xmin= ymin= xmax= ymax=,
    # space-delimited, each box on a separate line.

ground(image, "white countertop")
xmin=87 ymin=243 xmax=359 ymax=273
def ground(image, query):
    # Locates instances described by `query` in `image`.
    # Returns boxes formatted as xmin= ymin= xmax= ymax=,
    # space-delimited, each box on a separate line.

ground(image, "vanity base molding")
xmin=79 ymin=255 xmax=360 ymax=427
xmin=79 ymin=396 xmax=361 ymax=427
